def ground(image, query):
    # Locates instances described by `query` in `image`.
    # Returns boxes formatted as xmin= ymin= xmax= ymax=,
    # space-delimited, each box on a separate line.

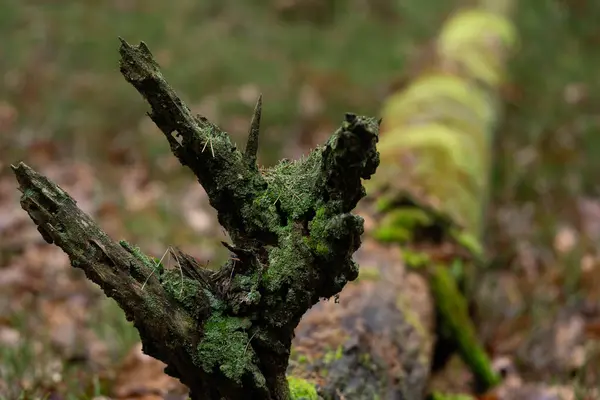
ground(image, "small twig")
xmin=244 ymin=330 xmax=259 ymax=355
xmin=141 ymin=247 xmax=169 ymax=291
xmin=201 ymin=136 xmax=215 ymax=158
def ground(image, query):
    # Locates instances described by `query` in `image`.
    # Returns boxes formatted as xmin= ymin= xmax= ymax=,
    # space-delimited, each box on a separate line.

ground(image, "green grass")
xmin=494 ymin=1 xmax=600 ymax=223
xmin=0 ymin=315 xmax=108 ymax=399
xmin=91 ymin=297 xmax=140 ymax=362
xmin=0 ymin=0 xmax=455 ymax=167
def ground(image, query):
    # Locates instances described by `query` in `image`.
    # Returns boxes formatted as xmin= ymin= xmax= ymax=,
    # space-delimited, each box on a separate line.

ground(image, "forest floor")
xmin=2 ymin=1 xmax=600 ymax=399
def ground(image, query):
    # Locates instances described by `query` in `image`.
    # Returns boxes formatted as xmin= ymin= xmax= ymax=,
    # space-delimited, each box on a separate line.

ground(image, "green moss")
xmin=358 ymin=352 xmax=379 ymax=372
xmin=202 ymin=289 xmax=227 ymax=312
xmin=196 ymin=315 xmax=263 ymax=386
xmin=375 ymin=195 xmax=395 ymax=212
xmin=263 ymin=233 xmax=299 ymax=292
xmin=358 ymin=353 xmax=371 ymax=366
xmin=246 ymin=289 xmax=261 ymax=304
xmin=314 ymin=242 xmax=329 ymax=256
xmin=261 ymin=240 xmax=316 ymax=327
xmin=303 ymin=206 xmax=333 ymax=257
xmin=451 ymin=228 xmax=483 ymax=258
xmin=249 ymin=192 xmax=282 ymax=232
xmin=259 ymin=152 xmax=322 ymax=222
xmin=263 ymin=231 xmax=311 ymax=292
xmin=323 ymin=345 xmax=343 ymax=364
xmin=150 ymin=257 xmax=165 ymax=273
xmin=161 ymin=270 xmax=203 ymax=315
xmin=287 ymin=377 xmax=318 ymax=400
xmin=374 ymin=207 xmax=433 ymax=243
xmin=119 ymin=240 xmax=155 ymax=269
xmin=233 ymin=272 xmax=259 ymax=291
xmin=118 ymin=240 xmax=164 ymax=283
xmin=402 ymin=249 xmax=431 ymax=269
xmin=429 ymin=264 xmax=500 ymax=391
xmin=297 ymin=354 xmax=309 ymax=364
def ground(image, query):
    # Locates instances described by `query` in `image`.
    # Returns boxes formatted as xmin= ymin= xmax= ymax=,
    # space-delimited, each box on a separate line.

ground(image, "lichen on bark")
xmin=12 ymin=39 xmax=380 ymax=400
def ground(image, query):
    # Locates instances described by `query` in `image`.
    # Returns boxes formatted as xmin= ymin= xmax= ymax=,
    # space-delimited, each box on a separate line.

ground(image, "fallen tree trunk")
xmin=366 ymin=1 xmax=517 ymax=394
xmin=13 ymin=39 xmax=380 ymax=400
xmin=290 ymin=3 xmax=518 ymax=399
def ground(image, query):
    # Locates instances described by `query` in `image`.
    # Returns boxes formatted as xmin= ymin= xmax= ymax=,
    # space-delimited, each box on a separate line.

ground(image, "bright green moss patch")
xmin=119 ymin=240 xmax=163 ymax=281
xmin=245 ymin=289 xmax=261 ymax=304
xmin=323 ymin=345 xmax=343 ymax=364
xmin=305 ymin=206 xmax=335 ymax=258
xmin=402 ymin=249 xmax=431 ymax=269
xmin=374 ymin=224 xmax=411 ymax=242
xmin=375 ymin=194 xmax=395 ymax=212
xmin=263 ymin=231 xmax=311 ymax=292
xmin=196 ymin=315 xmax=261 ymax=385
xmin=287 ymin=376 xmax=318 ymax=400
xmin=308 ymin=206 xmax=328 ymax=235
xmin=119 ymin=240 xmax=156 ymax=269
xmin=374 ymin=207 xmax=433 ymax=243
xmin=233 ymin=271 xmax=259 ymax=291
xmin=451 ymin=228 xmax=483 ymax=258
xmin=429 ymin=264 xmax=500 ymax=390
xmin=314 ymin=242 xmax=329 ymax=256
xmin=297 ymin=354 xmax=309 ymax=364
xmin=259 ymin=153 xmax=322 ymax=221
xmin=203 ymin=289 xmax=227 ymax=312
xmin=244 ymin=149 xmax=330 ymax=238
xmin=161 ymin=270 xmax=204 ymax=314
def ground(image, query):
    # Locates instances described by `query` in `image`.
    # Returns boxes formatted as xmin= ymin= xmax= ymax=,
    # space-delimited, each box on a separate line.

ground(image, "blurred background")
xmin=1 ymin=0 xmax=600 ymax=398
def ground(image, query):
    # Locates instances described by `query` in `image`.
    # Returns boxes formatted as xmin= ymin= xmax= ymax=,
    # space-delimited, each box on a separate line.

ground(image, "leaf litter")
xmin=0 ymin=146 xmax=223 ymax=399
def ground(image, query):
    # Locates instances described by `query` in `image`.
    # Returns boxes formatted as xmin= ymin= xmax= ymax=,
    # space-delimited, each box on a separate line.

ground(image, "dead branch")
xmin=13 ymin=39 xmax=380 ymax=400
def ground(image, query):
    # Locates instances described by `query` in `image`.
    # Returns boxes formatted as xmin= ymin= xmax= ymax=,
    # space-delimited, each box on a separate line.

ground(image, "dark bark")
xmin=12 ymin=39 xmax=380 ymax=400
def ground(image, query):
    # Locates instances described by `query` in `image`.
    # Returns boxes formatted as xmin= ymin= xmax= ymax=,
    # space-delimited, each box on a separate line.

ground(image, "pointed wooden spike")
xmin=244 ymin=94 xmax=263 ymax=164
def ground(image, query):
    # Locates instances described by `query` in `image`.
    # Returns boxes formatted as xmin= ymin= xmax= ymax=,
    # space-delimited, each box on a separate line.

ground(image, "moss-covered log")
xmin=365 ymin=1 xmax=518 ymax=394
xmin=12 ymin=39 xmax=380 ymax=400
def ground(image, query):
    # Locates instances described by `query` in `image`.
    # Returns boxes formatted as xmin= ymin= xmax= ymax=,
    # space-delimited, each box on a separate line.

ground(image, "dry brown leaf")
xmin=112 ymin=343 xmax=187 ymax=400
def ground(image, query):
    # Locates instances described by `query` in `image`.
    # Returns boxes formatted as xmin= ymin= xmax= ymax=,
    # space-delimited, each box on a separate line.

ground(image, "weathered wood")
xmin=13 ymin=39 xmax=380 ymax=400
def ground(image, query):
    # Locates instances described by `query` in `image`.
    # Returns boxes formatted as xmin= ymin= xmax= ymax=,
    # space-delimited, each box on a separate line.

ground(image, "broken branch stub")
xmin=13 ymin=39 xmax=380 ymax=400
